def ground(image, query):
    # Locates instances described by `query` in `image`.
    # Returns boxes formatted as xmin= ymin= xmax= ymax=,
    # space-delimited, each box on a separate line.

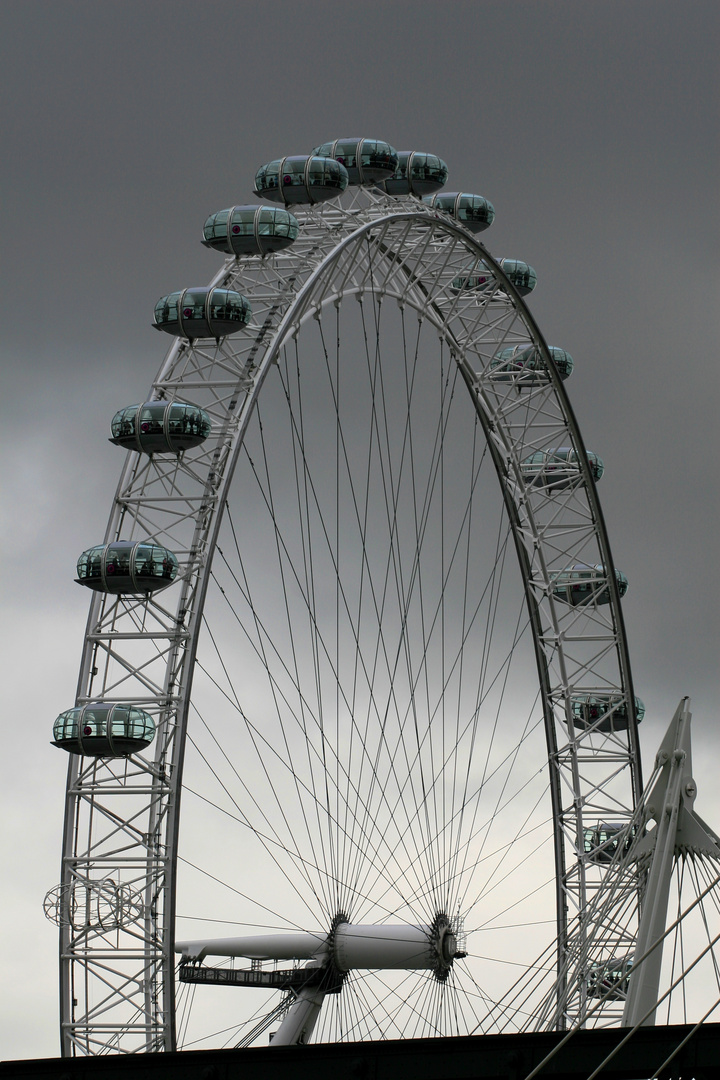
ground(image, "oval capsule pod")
xmin=53 ymin=703 xmax=156 ymax=756
xmin=153 ymin=287 xmax=252 ymax=340
xmin=110 ymin=400 xmax=211 ymax=454
xmin=76 ymin=541 xmax=179 ymax=595
xmin=312 ymin=139 xmax=398 ymax=185
xmin=202 ymin=205 xmax=299 ymax=256
xmin=451 ymin=266 xmax=493 ymax=293
xmin=497 ymin=259 xmax=537 ymax=296
xmin=254 ymin=156 xmax=348 ymax=205
xmin=583 ymin=822 xmax=637 ymax=865
xmin=586 ymin=957 xmax=633 ymax=1000
xmin=424 ymin=192 xmax=495 ymax=233
xmin=571 ymin=693 xmax=645 ymax=733
xmin=520 ymin=447 xmax=604 ymax=491
xmin=551 ymin=564 xmax=628 ymax=607
xmin=452 ymin=259 xmax=536 ymax=297
xmin=488 ymin=344 xmax=574 ymax=385
xmin=379 ymin=151 xmax=448 ymax=197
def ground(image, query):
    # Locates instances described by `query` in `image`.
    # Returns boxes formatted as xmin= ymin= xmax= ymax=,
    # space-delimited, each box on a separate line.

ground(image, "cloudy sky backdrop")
xmin=1 ymin=0 xmax=718 ymax=1060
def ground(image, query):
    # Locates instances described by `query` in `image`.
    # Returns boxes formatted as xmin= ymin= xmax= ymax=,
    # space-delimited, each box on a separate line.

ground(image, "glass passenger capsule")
xmin=377 ymin=151 xmax=448 ymax=196
xmin=586 ymin=957 xmax=633 ymax=1000
xmin=76 ymin=541 xmax=179 ymax=595
xmin=451 ymin=265 xmax=493 ymax=292
xmin=202 ymin=205 xmax=299 ymax=256
xmin=520 ymin=447 xmax=604 ymax=491
xmin=110 ymin=400 xmax=211 ymax=454
xmin=153 ymin=287 xmax=252 ymax=340
xmin=312 ymin=139 xmax=398 ymax=185
xmin=583 ymin=822 xmax=637 ymax=865
xmin=571 ymin=693 xmax=645 ymax=733
xmin=488 ymin=343 xmax=574 ymax=385
xmin=52 ymin=703 xmax=155 ymax=756
xmin=452 ymin=259 xmax=535 ymax=298
xmin=254 ymin=156 xmax=348 ymax=205
xmin=423 ymin=192 xmax=495 ymax=233
xmin=551 ymin=564 xmax=628 ymax=607
xmin=497 ymin=259 xmax=537 ymax=296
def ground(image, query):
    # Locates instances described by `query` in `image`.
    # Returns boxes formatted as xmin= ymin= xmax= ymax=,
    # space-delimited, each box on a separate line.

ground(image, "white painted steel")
xmin=176 ymin=933 xmax=328 ymax=963
xmin=270 ymin=985 xmax=326 ymax=1046
xmin=333 ymin=924 xmax=434 ymax=971
xmin=623 ymin=700 xmax=720 ymax=1027
xmin=58 ymin=183 xmax=642 ymax=1054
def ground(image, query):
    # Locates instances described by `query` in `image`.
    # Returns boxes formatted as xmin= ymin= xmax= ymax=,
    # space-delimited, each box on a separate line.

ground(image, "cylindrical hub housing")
xmin=333 ymin=923 xmax=435 ymax=971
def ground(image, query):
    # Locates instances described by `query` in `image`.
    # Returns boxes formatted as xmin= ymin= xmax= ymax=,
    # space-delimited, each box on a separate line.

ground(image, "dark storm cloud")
xmin=1 ymin=0 xmax=717 ymax=1058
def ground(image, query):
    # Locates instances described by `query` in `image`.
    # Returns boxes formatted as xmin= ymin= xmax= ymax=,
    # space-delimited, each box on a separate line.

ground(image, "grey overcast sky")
xmin=1 ymin=0 xmax=718 ymax=1060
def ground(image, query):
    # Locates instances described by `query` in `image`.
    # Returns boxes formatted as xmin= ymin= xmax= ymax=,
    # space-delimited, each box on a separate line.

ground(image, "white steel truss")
xmin=56 ymin=186 xmax=641 ymax=1054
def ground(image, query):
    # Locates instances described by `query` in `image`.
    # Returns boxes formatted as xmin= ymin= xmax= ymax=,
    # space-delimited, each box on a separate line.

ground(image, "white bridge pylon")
xmin=623 ymin=697 xmax=720 ymax=1027
xmin=176 ymin=920 xmax=461 ymax=1045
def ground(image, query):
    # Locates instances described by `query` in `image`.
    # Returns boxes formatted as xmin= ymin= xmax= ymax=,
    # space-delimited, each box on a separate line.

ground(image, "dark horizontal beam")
xmin=3 ymin=1023 xmax=719 ymax=1080
xmin=178 ymin=962 xmax=344 ymax=993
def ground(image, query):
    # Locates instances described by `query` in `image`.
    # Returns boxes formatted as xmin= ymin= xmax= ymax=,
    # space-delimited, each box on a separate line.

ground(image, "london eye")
xmin=51 ymin=137 xmax=673 ymax=1055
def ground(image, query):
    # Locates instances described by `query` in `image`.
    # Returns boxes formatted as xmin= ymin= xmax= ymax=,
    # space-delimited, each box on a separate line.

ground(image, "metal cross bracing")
xmin=59 ymin=184 xmax=641 ymax=1054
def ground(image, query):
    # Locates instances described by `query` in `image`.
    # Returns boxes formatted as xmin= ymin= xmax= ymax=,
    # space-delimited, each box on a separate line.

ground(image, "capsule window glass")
xmin=256 ymin=157 xmax=348 ymax=205
xmin=457 ymin=198 xmax=488 ymax=225
xmin=256 ymin=209 xmax=274 ymax=236
xmin=181 ymin=290 xmax=207 ymax=323
xmin=54 ymin=709 xmax=80 ymax=742
xmin=105 ymin=545 xmax=131 ymax=578
xmin=77 ymin=541 xmax=179 ymax=594
xmin=167 ymin=403 xmax=209 ymax=441
xmin=77 ymin=546 xmax=103 ymax=581
xmin=282 ymin=158 xmax=306 ymax=186
xmin=499 ymin=260 xmax=537 ymax=296
xmin=489 ymin=344 xmax=574 ymax=385
xmin=451 ymin=265 xmax=493 ymax=293
xmin=306 ymin=159 xmax=331 ymax=187
xmin=314 ymin=139 xmax=397 ymax=183
xmin=359 ymin=140 xmax=387 ymax=169
xmin=154 ymin=292 xmax=180 ymax=327
xmin=208 ymin=209 xmax=230 ymax=239
xmin=414 ymin=153 xmax=446 ymax=185
xmin=429 ymin=193 xmax=457 ymax=213
xmin=135 ymin=543 xmax=173 ymax=580
xmin=256 ymin=161 xmax=280 ymax=191
xmin=425 ymin=192 xmax=495 ymax=233
xmin=53 ymin=703 xmax=157 ymax=756
xmin=109 ymin=706 xmax=154 ymax=742
xmin=138 ymin=406 xmax=163 ymax=437
xmin=259 ymin=207 xmax=297 ymax=239
xmin=111 ymin=400 xmax=211 ymax=454
xmin=394 ymin=154 xmax=410 ymax=181
xmin=332 ymin=141 xmax=358 ymax=170
xmin=229 ymin=209 xmax=255 ymax=236
xmin=209 ymin=289 xmax=249 ymax=324
xmin=552 ymin=565 xmax=628 ymax=607
xmin=111 ymin=406 xmax=138 ymax=441
xmin=571 ymin=694 xmax=645 ymax=732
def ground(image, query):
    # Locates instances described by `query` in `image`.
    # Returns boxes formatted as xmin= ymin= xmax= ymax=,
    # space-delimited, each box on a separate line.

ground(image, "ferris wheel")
xmin=49 ymin=139 xmax=650 ymax=1055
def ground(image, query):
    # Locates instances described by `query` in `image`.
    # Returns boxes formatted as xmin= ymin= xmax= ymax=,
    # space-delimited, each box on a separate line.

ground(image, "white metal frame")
xmin=57 ymin=186 xmax=641 ymax=1054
